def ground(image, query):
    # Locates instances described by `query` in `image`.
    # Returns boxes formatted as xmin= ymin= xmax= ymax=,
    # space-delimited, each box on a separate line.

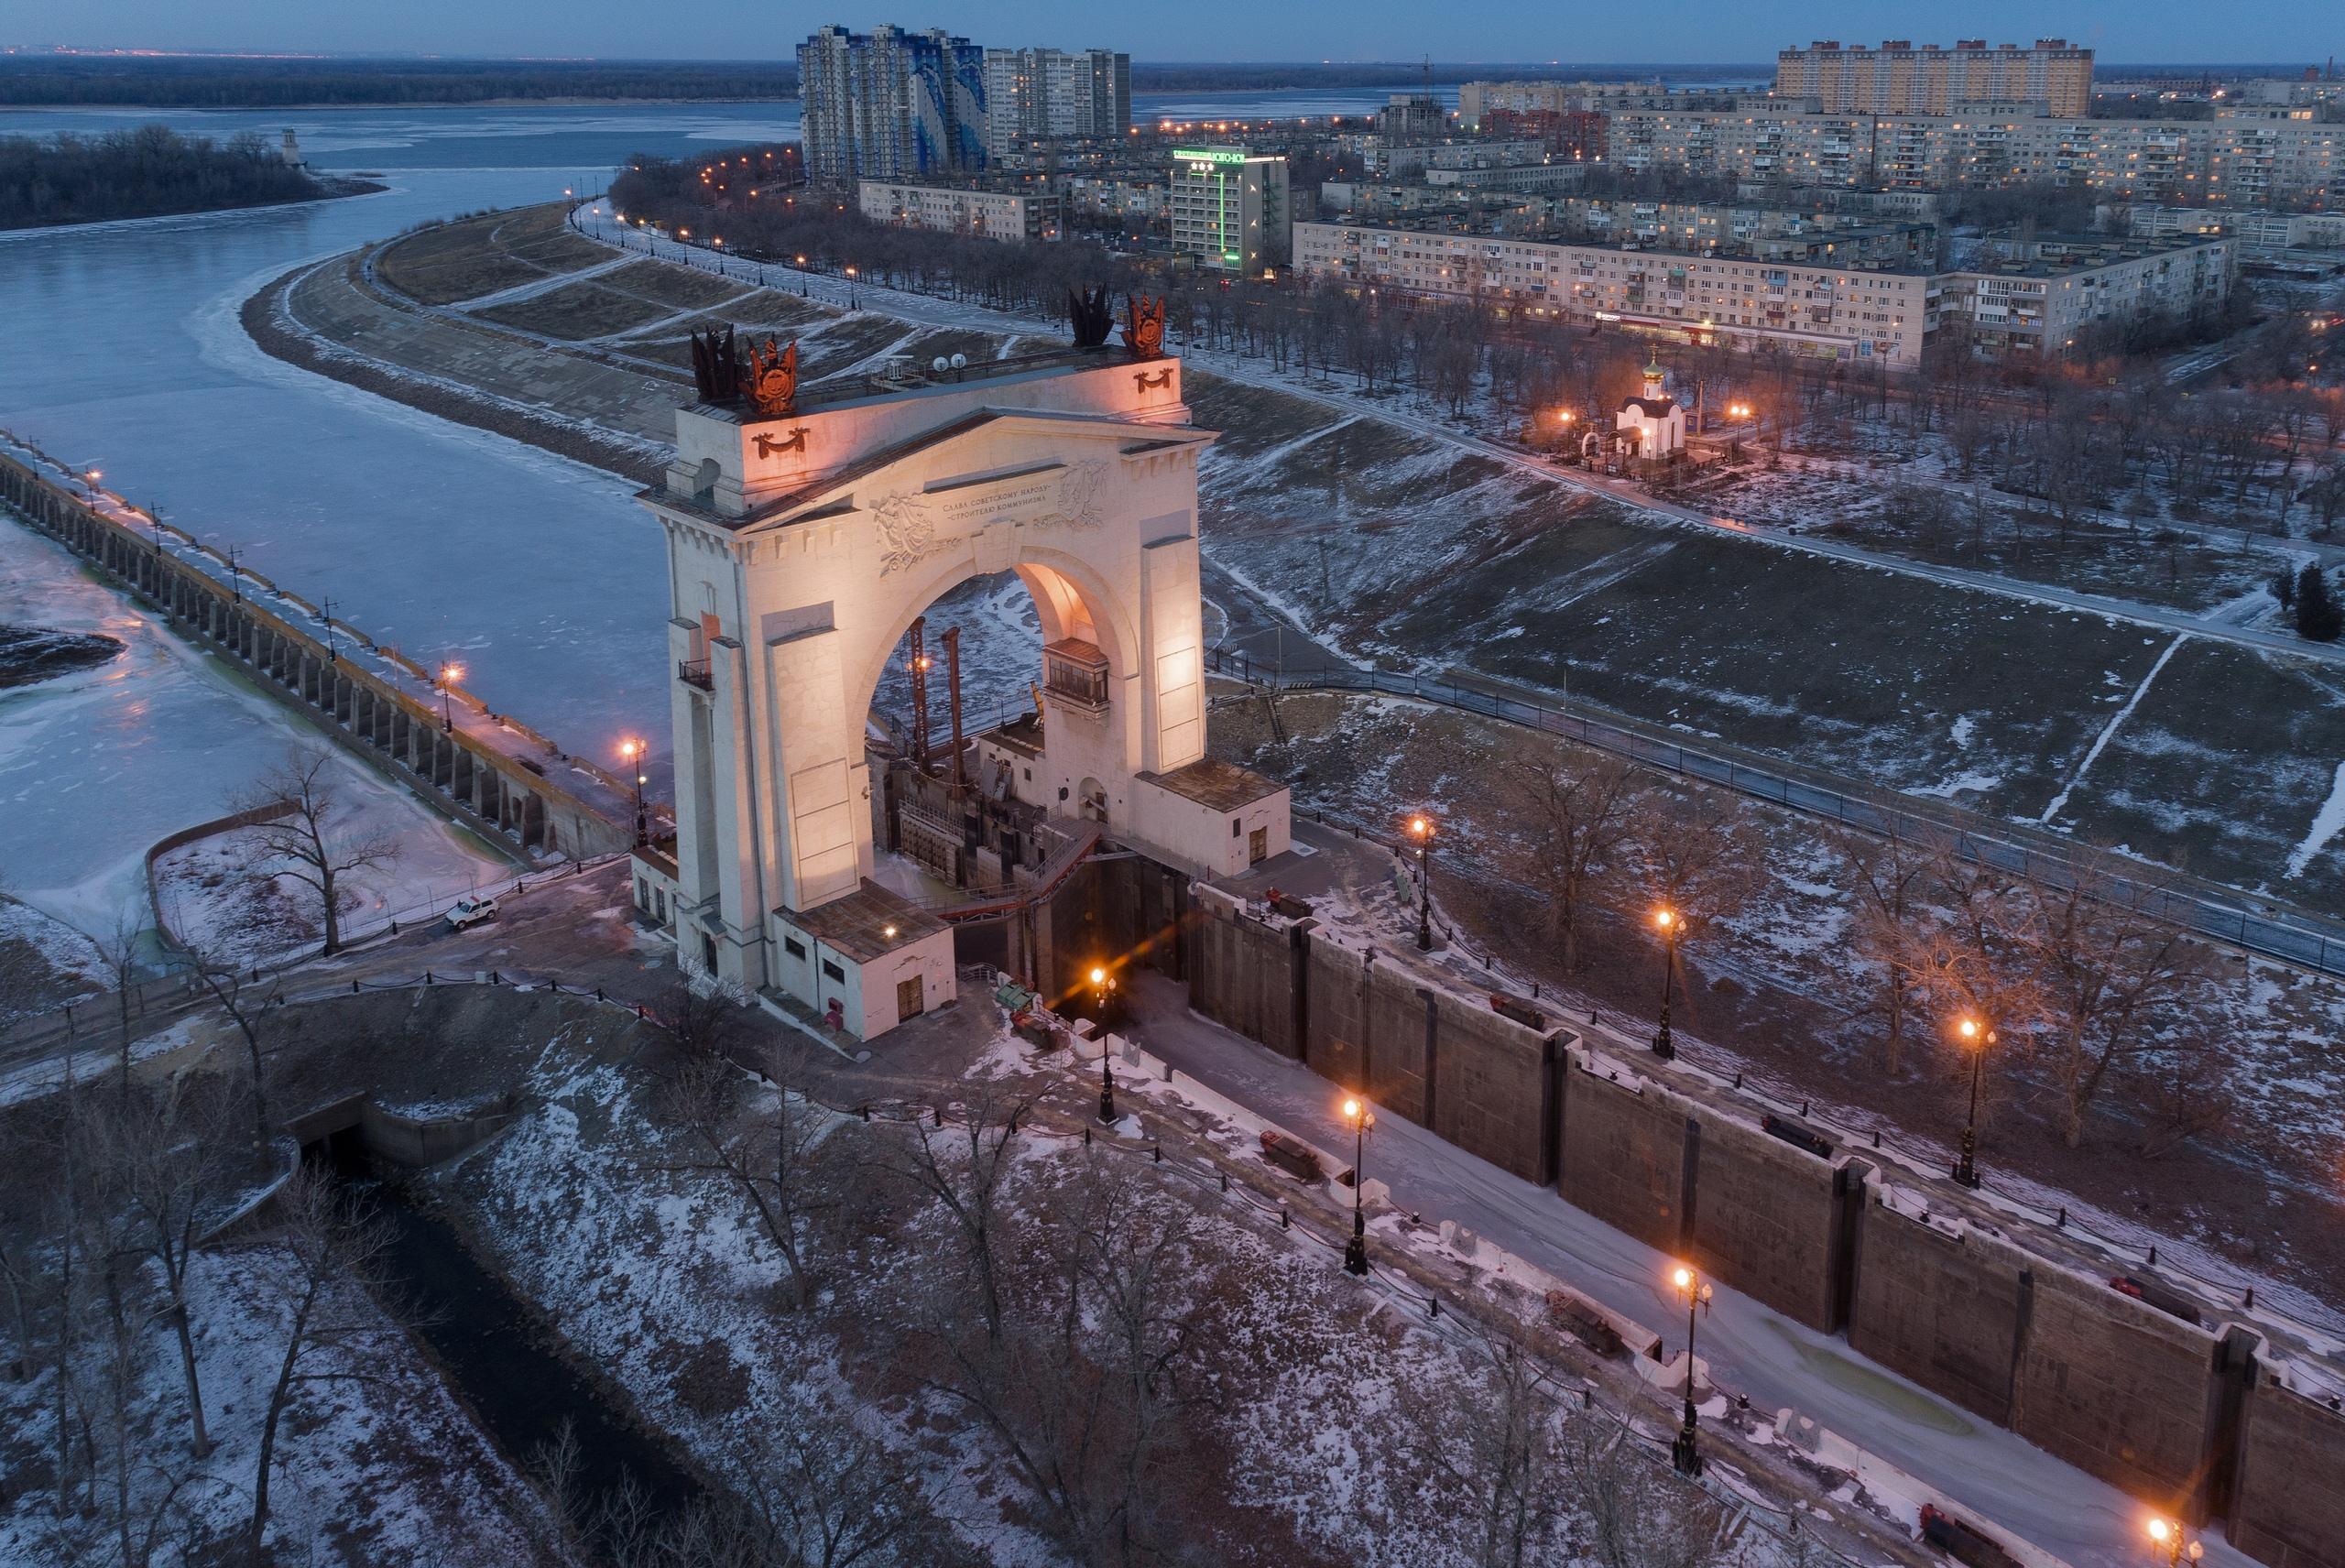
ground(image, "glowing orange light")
xmin=1654 ymin=908 xmax=1675 ymax=931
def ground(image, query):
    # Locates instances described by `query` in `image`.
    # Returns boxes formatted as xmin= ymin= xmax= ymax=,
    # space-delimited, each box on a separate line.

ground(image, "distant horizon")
xmin=1 ymin=46 xmax=2330 ymax=71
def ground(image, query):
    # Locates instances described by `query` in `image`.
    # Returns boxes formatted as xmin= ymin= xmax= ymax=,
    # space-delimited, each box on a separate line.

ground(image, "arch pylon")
xmin=638 ymin=348 xmax=1289 ymax=1029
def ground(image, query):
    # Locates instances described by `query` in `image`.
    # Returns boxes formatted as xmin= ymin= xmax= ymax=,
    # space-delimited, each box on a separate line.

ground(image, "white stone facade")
xmin=639 ymin=351 xmax=1283 ymax=1012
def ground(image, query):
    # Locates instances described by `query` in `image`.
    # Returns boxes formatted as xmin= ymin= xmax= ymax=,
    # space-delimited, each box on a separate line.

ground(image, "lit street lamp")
xmin=618 ymin=737 xmax=648 ymax=846
xmin=2147 ymin=1518 xmax=2205 ymax=1568
xmin=1952 ymin=1017 xmax=1997 ymax=1189
xmin=1090 ymin=964 xmax=1118 ymax=1124
xmin=83 ymin=466 xmax=103 ymax=501
xmin=1342 ymin=1096 xmax=1376 ymax=1276
xmin=1652 ymin=907 xmax=1681 ymax=1060
xmin=436 ymin=661 xmax=464 ymax=733
xmin=1669 ymin=1264 xmax=1714 ymax=1475
xmin=845 ymin=265 xmax=859 ymax=310
xmin=1406 ymin=813 xmax=1434 ymax=951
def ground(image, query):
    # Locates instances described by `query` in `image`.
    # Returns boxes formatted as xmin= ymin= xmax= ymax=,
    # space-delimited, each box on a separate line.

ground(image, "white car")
xmin=444 ymin=895 xmax=498 ymax=931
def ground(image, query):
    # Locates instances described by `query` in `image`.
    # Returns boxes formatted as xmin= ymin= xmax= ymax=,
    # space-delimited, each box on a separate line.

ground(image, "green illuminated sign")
xmin=1174 ymin=147 xmax=1248 ymax=165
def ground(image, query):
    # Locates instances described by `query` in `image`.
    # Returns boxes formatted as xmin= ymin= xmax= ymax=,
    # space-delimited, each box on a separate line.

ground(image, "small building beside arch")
xmin=1614 ymin=359 xmax=1685 ymax=463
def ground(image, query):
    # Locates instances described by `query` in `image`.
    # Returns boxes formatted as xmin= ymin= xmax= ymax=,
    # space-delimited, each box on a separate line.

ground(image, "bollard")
xmin=1733 ymin=1072 xmax=1742 ymax=1088
xmin=1871 ymin=1129 xmax=1881 ymax=1148
xmin=425 ymin=970 xmax=434 ymax=985
xmin=1219 ymin=1171 xmax=1228 ymax=1192
xmin=1279 ymin=1207 xmax=1289 ymax=1229
xmin=390 ymin=919 xmax=398 ymax=935
xmin=2056 ymin=1205 xmax=2067 ymax=1227
xmin=1800 ymin=1099 xmax=1809 ymax=1116
xmin=1084 ymin=1125 xmax=1092 ymax=1146
xmin=352 ymin=980 xmax=360 ymax=994
xmin=933 ymin=1105 xmax=943 ymax=1128
xmin=595 ymin=987 xmax=604 ymax=1002
xmin=1428 ymin=1297 xmax=1439 ymax=1319
xmin=491 ymin=970 xmax=502 ymax=985
xmin=1152 ymin=1144 xmax=1162 ymax=1163
xmin=2244 ymin=1287 xmax=2255 ymax=1309
xmin=2147 ymin=1245 xmax=2158 ymax=1266
xmin=860 ymin=1105 xmax=870 ymax=1122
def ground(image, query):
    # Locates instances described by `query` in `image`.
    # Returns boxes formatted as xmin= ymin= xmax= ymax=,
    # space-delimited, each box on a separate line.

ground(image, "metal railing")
xmin=1212 ymin=649 xmax=2345 ymax=980
xmin=677 ymin=658 xmax=714 ymax=691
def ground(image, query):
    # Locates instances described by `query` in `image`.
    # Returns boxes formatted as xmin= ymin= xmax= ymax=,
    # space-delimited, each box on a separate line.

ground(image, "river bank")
xmin=0 ymin=174 xmax=386 ymax=234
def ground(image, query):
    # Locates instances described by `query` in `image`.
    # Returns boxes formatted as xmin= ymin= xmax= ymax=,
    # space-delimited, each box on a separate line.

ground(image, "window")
xmin=784 ymin=936 xmax=807 ymax=960
xmin=1231 ymin=819 xmax=1243 ymax=838
xmin=822 ymin=959 xmax=845 ymax=983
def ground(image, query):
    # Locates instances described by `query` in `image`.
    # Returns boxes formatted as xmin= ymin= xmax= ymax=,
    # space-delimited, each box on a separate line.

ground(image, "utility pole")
xmin=908 ymin=616 xmax=931 ymax=769
xmin=321 ymin=595 xmax=339 ymax=663
xmin=227 ymin=545 xmax=243 ymax=602
xmin=942 ymin=626 xmax=966 ymax=792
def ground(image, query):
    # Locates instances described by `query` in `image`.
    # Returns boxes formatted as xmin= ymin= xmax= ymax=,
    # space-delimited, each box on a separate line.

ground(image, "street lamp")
xmin=1090 ymin=964 xmax=1118 ymax=1124
xmin=1342 ymin=1095 xmax=1376 ymax=1276
xmin=1669 ymin=1263 xmax=1714 ymax=1475
xmin=1952 ymin=1017 xmax=1997 ymax=1189
xmin=1652 ymin=907 xmax=1681 ymax=1060
xmin=845 ymin=265 xmax=859 ymax=310
xmin=83 ymin=466 xmax=102 ymax=501
xmin=436 ymin=661 xmax=464 ymax=733
xmin=618 ymin=738 xmax=648 ymax=845
xmin=2147 ymin=1518 xmax=2204 ymax=1568
xmin=1406 ymin=813 xmax=1434 ymax=951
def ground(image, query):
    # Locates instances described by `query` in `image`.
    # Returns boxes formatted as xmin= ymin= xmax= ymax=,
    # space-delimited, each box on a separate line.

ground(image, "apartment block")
xmin=1170 ymin=147 xmax=1290 ymax=275
xmin=1601 ymin=107 xmax=2344 ymax=205
xmin=981 ymin=47 xmax=1130 ymax=158
xmin=856 ymin=178 xmax=1064 ymax=242
xmin=799 ymin=24 xmax=988 ymax=181
xmin=1292 ymin=218 xmax=1935 ymax=364
xmin=1775 ymin=38 xmax=2093 ymax=116
xmin=1939 ymin=234 xmax=2235 ymax=354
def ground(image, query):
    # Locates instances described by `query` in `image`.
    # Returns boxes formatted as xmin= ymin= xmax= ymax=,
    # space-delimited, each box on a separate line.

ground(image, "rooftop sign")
xmin=1174 ymin=147 xmax=1248 ymax=165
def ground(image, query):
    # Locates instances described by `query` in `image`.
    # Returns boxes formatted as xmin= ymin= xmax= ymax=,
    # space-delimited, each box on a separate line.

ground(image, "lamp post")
xmin=845 ymin=265 xmax=859 ymax=310
xmin=1406 ymin=813 xmax=1434 ymax=951
xmin=1669 ymin=1263 xmax=1713 ymax=1475
xmin=83 ymin=466 xmax=102 ymax=502
xmin=1090 ymin=964 xmax=1118 ymax=1124
xmin=619 ymin=738 xmax=647 ymax=846
xmin=436 ymin=661 xmax=464 ymax=733
xmin=1652 ymin=907 xmax=1680 ymax=1060
xmin=1342 ymin=1096 xmax=1376 ymax=1275
xmin=1952 ymin=1016 xmax=1996 ymax=1189
xmin=2147 ymin=1518 xmax=2205 ymax=1568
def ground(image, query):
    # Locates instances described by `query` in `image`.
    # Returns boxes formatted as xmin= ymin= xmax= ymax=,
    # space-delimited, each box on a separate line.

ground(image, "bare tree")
xmin=1558 ymin=1407 xmax=1734 ymax=1568
xmin=1493 ymin=746 xmax=1643 ymax=971
xmin=884 ymin=1082 xmax=1040 ymax=1344
xmin=112 ymin=1073 xmax=239 ymax=1459
xmin=1837 ymin=827 xmax=1936 ymax=1072
xmin=234 ymin=748 xmax=398 ymax=955
xmin=189 ymin=947 xmax=278 ymax=1159
xmin=244 ymin=1163 xmax=398 ymax=1559
xmin=1621 ymin=789 xmax=1762 ymax=942
xmin=727 ymin=1388 xmax=954 ymax=1567
xmin=921 ymin=1153 xmax=1213 ymax=1566
xmin=654 ymin=1045 xmax=841 ymax=1308
xmin=2013 ymin=852 xmax=2217 ymax=1146
xmin=1427 ymin=1336 xmax=1577 ymax=1568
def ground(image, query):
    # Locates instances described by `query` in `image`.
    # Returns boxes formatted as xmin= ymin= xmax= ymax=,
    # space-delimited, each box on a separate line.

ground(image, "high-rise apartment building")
xmin=1169 ymin=147 xmax=1290 ymax=276
xmin=981 ymin=48 xmax=1130 ymax=158
xmin=798 ymin=24 xmax=988 ymax=182
xmin=1775 ymin=39 xmax=2094 ymax=116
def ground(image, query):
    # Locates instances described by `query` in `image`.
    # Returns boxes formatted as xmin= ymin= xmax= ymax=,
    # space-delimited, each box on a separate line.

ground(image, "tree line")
xmin=0 ymin=58 xmax=799 ymax=108
xmin=0 ymin=125 xmax=326 ymax=230
xmin=1480 ymin=746 xmax=2232 ymax=1157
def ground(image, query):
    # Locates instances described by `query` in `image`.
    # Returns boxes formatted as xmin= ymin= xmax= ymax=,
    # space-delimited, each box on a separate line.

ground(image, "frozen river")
xmin=0 ymin=104 xmax=803 ymax=944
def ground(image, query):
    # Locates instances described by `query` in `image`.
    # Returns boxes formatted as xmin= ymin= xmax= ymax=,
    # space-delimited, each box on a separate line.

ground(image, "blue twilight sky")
xmin=5 ymin=0 xmax=2333 ymax=66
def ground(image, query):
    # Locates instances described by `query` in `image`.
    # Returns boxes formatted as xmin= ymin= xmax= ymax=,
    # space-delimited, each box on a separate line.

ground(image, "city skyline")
xmin=7 ymin=1 xmax=2333 ymax=67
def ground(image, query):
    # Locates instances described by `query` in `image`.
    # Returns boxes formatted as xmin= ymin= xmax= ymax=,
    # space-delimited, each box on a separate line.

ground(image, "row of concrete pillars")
xmin=2 ymin=461 xmax=556 ymax=853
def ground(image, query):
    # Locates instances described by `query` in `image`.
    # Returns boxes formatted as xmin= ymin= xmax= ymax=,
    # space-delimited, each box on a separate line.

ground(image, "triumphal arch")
xmin=636 ymin=301 xmax=1289 ymax=1038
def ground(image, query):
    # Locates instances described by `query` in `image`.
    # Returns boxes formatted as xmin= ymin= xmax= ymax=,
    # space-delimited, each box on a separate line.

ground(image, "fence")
xmin=1211 ymin=649 xmax=2345 ymax=980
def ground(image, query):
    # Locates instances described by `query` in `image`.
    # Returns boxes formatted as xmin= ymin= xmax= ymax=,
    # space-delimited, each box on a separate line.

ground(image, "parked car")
xmin=445 ymin=894 xmax=498 ymax=931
